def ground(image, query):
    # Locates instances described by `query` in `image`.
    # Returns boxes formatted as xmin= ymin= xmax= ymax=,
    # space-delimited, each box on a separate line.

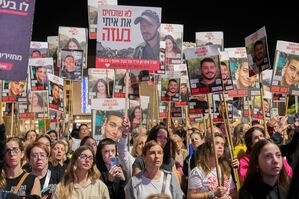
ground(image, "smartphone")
xmin=110 ymin=157 xmax=119 ymax=167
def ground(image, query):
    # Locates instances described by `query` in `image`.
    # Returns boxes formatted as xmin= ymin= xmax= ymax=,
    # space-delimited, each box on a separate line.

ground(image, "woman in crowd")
xmin=54 ymin=145 xmax=110 ymax=199
xmin=92 ymin=78 xmax=110 ymax=99
xmin=233 ymin=123 xmax=250 ymax=160
xmin=132 ymin=124 xmax=179 ymax=177
xmin=188 ymin=133 xmax=237 ymax=199
xmin=96 ymin=138 xmax=126 ymax=199
xmin=4 ymin=137 xmax=41 ymax=198
xmin=24 ymin=130 xmax=38 ymax=144
xmin=239 ymin=139 xmax=290 ymax=198
xmin=50 ymin=140 xmax=68 ymax=175
xmin=239 ymin=126 xmax=293 ymax=182
xmin=118 ymin=125 xmax=147 ymax=178
xmin=28 ymin=92 xmax=44 ymax=113
xmin=26 ymin=142 xmax=61 ymax=198
xmin=129 ymin=106 xmax=142 ymax=129
xmin=171 ymin=134 xmax=188 ymax=167
xmin=125 ymin=140 xmax=184 ymax=199
xmin=47 ymin=130 xmax=58 ymax=142
xmin=80 ymin=136 xmax=97 ymax=154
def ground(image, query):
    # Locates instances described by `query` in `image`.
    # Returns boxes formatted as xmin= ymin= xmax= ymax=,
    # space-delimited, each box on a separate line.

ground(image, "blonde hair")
xmin=50 ymin=140 xmax=67 ymax=166
xmin=131 ymin=134 xmax=147 ymax=157
xmin=56 ymin=146 xmax=100 ymax=199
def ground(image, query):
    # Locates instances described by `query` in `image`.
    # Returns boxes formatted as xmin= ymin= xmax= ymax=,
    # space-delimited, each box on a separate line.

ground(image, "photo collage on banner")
xmin=225 ymin=47 xmax=250 ymax=97
xmin=48 ymin=74 xmax=64 ymax=122
xmin=29 ymin=58 xmax=54 ymax=91
xmin=30 ymin=41 xmax=48 ymax=58
xmin=271 ymin=40 xmax=299 ymax=96
xmin=87 ymin=0 xmax=118 ymax=39
xmin=96 ymin=5 xmax=161 ymax=70
xmin=91 ymin=98 xmax=125 ymax=141
xmin=88 ymin=68 xmax=115 ymax=103
xmin=47 ymin=36 xmax=59 ymax=68
xmin=114 ymin=69 xmax=139 ymax=99
xmin=245 ymin=26 xmax=271 ymax=76
xmin=58 ymin=26 xmax=88 ymax=69
xmin=196 ymin=31 xmax=224 ymax=51
xmin=185 ymin=45 xmax=222 ymax=94
xmin=160 ymin=23 xmax=183 ymax=69
xmin=60 ymin=49 xmax=84 ymax=81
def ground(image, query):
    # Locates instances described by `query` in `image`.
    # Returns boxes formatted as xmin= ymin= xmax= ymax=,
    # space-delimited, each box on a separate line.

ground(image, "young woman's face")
xmin=5 ymin=141 xmax=23 ymax=167
xmin=30 ymin=146 xmax=48 ymax=171
xmin=156 ymin=129 xmax=168 ymax=148
xmin=68 ymin=41 xmax=79 ymax=50
xmin=135 ymin=135 xmax=147 ymax=156
xmin=97 ymin=81 xmax=106 ymax=94
xmin=84 ymin=138 xmax=97 ymax=154
xmin=144 ymin=145 xmax=163 ymax=169
xmin=251 ymin=130 xmax=265 ymax=147
xmin=101 ymin=144 xmax=116 ymax=165
xmin=28 ymin=93 xmax=39 ymax=106
xmin=52 ymin=143 xmax=66 ymax=161
xmin=258 ymin=143 xmax=283 ymax=179
xmin=134 ymin=108 xmax=141 ymax=119
xmin=165 ymin=38 xmax=174 ymax=52
xmin=26 ymin=131 xmax=37 ymax=142
xmin=76 ymin=149 xmax=94 ymax=171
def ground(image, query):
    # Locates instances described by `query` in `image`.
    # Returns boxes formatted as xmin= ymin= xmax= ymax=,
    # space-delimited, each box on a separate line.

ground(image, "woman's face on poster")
xmin=28 ymin=92 xmax=39 ymax=106
xmin=165 ymin=38 xmax=174 ymax=52
xmin=68 ymin=41 xmax=79 ymax=50
xmin=97 ymin=81 xmax=106 ymax=94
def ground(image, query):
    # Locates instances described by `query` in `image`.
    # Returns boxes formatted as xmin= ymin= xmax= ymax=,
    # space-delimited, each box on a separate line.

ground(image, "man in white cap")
xmin=133 ymin=9 xmax=160 ymax=60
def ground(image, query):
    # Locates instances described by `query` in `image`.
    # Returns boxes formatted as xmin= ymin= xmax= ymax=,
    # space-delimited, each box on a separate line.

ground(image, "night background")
xmin=32 ymin=0 xmax=298 ymax=67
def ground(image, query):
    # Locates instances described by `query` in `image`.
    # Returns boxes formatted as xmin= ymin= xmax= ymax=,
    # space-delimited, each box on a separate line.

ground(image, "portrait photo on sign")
xmin=60 ymin=49 xmax=84 ymax=81
xmin=160 ymin=76 xmax=180 ymax=102
xmin=88 ymin=68 xmax=115 ymax=99
xmin=1 ymin=80 xmax=27 ymax=103
xmin=30 ymin=41 xmax=48 ymax=58
xmin=92 ymin=110 xmax=125 ymax=142
xmin=29 ymin=58 xmax=53 ymax=91
xmin=49 ymin=82 xmax=63 ymax=111
xmin=188 ymin=56 xmax=222 ymax=94
xmin=114 ymin=70 xmax=139 ymax=99
xmin=27 ymin=90 xmax=49 ymax=119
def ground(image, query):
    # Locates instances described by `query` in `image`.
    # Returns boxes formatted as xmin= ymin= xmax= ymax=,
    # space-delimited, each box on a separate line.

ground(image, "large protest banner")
xmin=96 ymin=5 xmax=161 ymax=70
xmin=0 ymin=0 xmax=36 ymax=80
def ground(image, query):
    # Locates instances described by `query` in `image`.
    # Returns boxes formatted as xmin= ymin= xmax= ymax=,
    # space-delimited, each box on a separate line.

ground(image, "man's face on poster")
xmin=140 ymin=19 xmax=159 ymax=42
xmin=167 ymin=80 xmax=178 ymax=94
xmin=103 ymin=115 xmax=123 ymax=142
xmin=36 ymin=67 xmax=47 ymax=83
xmin=254 ymin=43 xmax=266 ymax=61
xmin=263 ymin=100 xmax=270 ymax=113
xmin=220 ymin=64 xmax=229 ymax=83
xmin=237 ymin=61 xmax=252 ymax=88
xmin=283 ymin=59 xmax=299 ymax=86
xmin=9 ymin=81 xmax=25 ymax=96
xmin=64 ymin=56 xmax=75 ymax=72
xmin=53 ymin=84 xmax=60 ymax=101
xmin=201 ymin=61 xmax=216 ymax=81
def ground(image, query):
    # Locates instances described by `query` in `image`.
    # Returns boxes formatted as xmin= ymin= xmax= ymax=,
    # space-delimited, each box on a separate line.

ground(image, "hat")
xmin=134 ymin=9 xmax=160 ymax=25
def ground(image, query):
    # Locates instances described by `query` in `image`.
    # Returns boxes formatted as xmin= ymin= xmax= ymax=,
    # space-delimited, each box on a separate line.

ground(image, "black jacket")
xmin=0 ymin=124 xmax=6 ymax=174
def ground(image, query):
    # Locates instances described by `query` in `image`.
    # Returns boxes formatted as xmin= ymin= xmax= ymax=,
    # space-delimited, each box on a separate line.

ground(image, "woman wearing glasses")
xmin=26 ymin=142 xmax=61 ymax=198
xmin=54 ymin=145 xmax=109 ymax=199
xmin=4 ymin=137 xmax=41 ymax=198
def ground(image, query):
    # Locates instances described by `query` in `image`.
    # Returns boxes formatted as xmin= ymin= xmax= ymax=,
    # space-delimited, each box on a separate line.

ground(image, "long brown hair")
xmin=195 ymin=133 xmax=231 ymax=177
xmin=57 ymin=146 xmax=100 ymax=199
xmin=243 ymin=139 xmax=290 ymax=192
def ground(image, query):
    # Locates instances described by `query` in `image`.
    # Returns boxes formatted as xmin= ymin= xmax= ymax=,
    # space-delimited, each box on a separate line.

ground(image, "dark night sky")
xmin=32 ymin=0 xmax=299 ymax=65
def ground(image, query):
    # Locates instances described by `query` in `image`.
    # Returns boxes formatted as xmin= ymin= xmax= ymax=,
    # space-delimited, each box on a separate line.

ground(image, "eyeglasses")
xmin=6 ymin=147 xmax=20 ymax=155
xmin=78 ymin=154 xmax=94 ymax=162
xmin=157 ymin=135 xmax=169 ymax=141
xmin=31 ymin=152 xmax=47 ymax=159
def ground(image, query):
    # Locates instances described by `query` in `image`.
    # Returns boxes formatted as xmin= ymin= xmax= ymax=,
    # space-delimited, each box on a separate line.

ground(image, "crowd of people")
xmin=1 ymin=113 xmax=299 ymax=199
